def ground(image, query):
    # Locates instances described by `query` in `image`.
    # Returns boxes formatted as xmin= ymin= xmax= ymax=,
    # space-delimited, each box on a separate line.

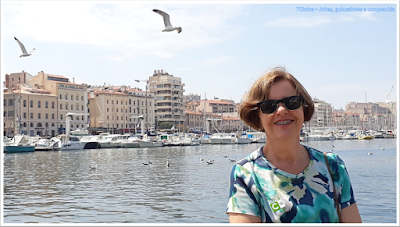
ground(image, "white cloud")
xmin=264 ymin=16 xmax=332 ymax=27
xmin=2 ymin=2 xmax=245 ymax=59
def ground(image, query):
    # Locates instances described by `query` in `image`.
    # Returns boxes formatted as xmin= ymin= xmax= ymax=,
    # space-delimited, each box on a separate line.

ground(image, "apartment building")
xmin=87 ymin=85 xmax=155 ymax=134
xmin=27 ymin=71 xmax=88 ymax=134
xmin=196 ymin=98 xmax=237 ymax=116
xmin=3 ymin=85 xmax=57 ymax=137
xmin=308 ymin=97 xmax=333 ymax=128
xmin=149 ymin=69 xmax=185 ymax=129
xmin=4 ymin=70 xmax=33 ymax=89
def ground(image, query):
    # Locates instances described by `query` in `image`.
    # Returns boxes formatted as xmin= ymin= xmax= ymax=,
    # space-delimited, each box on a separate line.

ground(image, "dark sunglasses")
xmin=253 ymin=95 xmax=306 ymax=114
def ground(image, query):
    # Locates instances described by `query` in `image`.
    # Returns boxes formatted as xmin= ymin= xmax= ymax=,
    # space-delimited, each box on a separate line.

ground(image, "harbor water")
xmin=3 ymin=138 xmax=397 ymax=223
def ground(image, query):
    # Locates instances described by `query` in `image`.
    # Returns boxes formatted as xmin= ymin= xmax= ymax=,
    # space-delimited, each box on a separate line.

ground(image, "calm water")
xmin=3 ymin=139 xmax=398 ymax=223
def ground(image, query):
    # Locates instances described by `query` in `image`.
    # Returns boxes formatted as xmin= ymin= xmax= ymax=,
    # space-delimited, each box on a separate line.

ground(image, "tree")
xmin=159 ymin=122 xmax=173 ymax=129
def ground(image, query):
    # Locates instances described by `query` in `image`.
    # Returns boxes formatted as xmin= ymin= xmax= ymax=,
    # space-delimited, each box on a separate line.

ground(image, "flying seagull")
xmin=14 ymin=37 xmax=35 ymax=58
xmin=153 ymin=9 xmax=182 ymax=34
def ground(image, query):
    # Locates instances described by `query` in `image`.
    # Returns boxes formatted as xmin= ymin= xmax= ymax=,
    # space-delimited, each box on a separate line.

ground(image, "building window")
xmin=71 ymin=95 xmax=73 ymax=100
xmin=71 ymin=105 xmax=73 ymax=110
xmin=81 ymin=96 xmax=83 ymax=101
xmin=81 ymin=105 xmax=83 ymax=111
xmin=52 ymin=102 xmax=55 ymax=108
xmin=45 ymin=113 xmax=48 ymax=119
xmin=66 ymin=105 xmax=68 ymax=110
xmin=30 ymin=113 xmax=33 ymax=119
xmin=23 ymin=100 xmax=26 ymax=107
xmin=38 ymin=113 xmax=41 ymax=119
xmin=60 ymin=94 xmax=62 ymax=99
xmin=30 ymin=122 xmax=33 ymax=127
xmin=60 ymin=104 xmax=63 ymax=109
xmin=81 ymin=116 xmax=84 ymax=120
xmin=107 ymin=100 xmax=109 ymax=104
xmin=60 ymin=114 xmax=63 ymax=120
xmin=76 ymin=96 xmax=79 ymax=100
xmin=23 ymin=112 xmax=26 ymax=119
xmin=30 ymin=100 xmax=33 ymax=107
xmin=52 ymin=114 xmax=54 ymax=119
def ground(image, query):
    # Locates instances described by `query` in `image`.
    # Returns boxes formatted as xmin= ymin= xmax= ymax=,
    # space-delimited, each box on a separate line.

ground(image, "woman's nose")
xmin=275 ymin=102 xmax=287 ymax=114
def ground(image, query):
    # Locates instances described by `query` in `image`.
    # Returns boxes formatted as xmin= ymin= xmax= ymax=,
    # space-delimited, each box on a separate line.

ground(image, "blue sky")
xmin=1 ymin=1 xmax=398 ymax=110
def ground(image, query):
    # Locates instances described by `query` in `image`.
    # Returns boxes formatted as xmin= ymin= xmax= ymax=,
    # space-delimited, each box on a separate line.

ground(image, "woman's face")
xmin=258 ymin=79 xmax=304 ymax=142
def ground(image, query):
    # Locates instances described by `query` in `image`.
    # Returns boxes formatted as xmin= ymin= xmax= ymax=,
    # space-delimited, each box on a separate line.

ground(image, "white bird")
xmin=207 ymin=159 xmax=214 ymax=165
xmin=153 ymin=9 xmax=182 ymax=34
xmin=14 ymin=37 xmax=35 ymax=58
xmin=381 ymin=147 xmax=385 ymax=150
xmin=166 ymin=157 xmax=169 ymax=167
xmin=368 ymin=152 xmax=373 ymax=155
xmin=89 ymin=163 xmax=97 ymax=170
xmin=200 ymin=158 xmax=203 ymax=161
xmin=229 ymin=158 xmax=236 ymax=162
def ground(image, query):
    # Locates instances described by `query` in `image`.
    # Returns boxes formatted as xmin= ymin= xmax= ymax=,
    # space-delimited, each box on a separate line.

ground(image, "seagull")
xmin=153 ymin=9 xmax=182 ymax=34
xmin=148 ymin=160 xmax=152 ymax=164
xmin=229 ymin=158 xmax=236 ymax=162
xmin=207 ymin=159 xmax=214 ymax=164
xmin=224 ymin=155 xmax=228 ymax=158
xmin=368 ymin=152 xmax=373 ymax=155
xmin=200 ymin=158 xmax=203 ymax=161
xmin=142 ymin=162 xmax=149 ymax=165
xmin=381 ymin=147 xmax=385 ymax=150
xmin=166 ymin=158 xmax=170 ymax=167
xmin=14 ymin=37 xmax=35 ymax=58
xmin=89 ymin=163 xmax=97 ymax=170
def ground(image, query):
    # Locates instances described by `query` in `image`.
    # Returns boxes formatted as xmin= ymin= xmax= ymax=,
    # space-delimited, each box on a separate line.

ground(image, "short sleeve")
xmin=226 ymin=163 xmax=261 ymax=217
xmin=327 ymin=153 xmax=356 ymax=210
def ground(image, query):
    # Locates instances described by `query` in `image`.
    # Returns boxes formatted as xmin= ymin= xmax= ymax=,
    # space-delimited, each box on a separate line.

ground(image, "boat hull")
xmin=4 ymin=145 xmax=35 ymax=153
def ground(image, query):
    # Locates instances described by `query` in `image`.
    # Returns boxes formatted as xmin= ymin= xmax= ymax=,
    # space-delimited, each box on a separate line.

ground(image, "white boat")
xmin=57 ymin=135 xmax=86 ymax=151
xmin=382 ymin=130 xmax=395 ymax=138
xmin=210 ymin=133 xmax=223 ymax=144
xmin=70 ymin=128 xmax=89 ymax=136
xmin=236 ymin=135 xmax=251 ymax=144
xmin=308 ymin=133 xmax=332 ymax=141
xmin=200 ymin=134 xmax=212 ymax=144
xmin=221 ymin=133 xmax=237 ymax=144
xmin=98 ymin=134 xmax=121 ymax=148
xmin=34 ymin=138 xmax=60 ymax=151
xmin=120 ymin=135 xmax=140 ymax=148
xmin=4 ymin=135 xmax=35 ymax=153
xmin=137 ymin=135 xmax=164 ymax=148
xmin=79 ymin=135 xmax=100 ymax=149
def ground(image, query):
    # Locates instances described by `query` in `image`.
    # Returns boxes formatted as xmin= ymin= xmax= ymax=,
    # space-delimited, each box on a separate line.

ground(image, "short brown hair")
xmin=239 ymin=67 xmax=314 ymax=131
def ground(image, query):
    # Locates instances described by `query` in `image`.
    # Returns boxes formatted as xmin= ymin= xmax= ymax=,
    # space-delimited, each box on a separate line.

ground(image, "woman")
xmin=226 ymin=67 xmax=361 ymax=223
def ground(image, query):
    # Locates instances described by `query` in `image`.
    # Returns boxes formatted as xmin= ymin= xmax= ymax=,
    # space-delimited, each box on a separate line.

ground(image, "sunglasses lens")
xmin=260 ymin=102 xmax=277 ymax=114
xmin=258 ymin=96 xmax=303 ymax=114
xmin=285 ymin=96 xmax=303 ymax=110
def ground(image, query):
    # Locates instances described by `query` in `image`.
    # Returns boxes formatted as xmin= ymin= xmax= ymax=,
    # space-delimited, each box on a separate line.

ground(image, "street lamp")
xmin=135 ymin=79 xmax=149 ymax=134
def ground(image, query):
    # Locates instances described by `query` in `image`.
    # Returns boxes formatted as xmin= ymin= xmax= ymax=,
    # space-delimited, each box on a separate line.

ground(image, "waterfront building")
xmin=345 ymin=101 xmax=397 ymax=130
xmin=27 ymin=71 xmax=88 ymax=135
xmin=195 ymin=98 xmax=237 ymax=115
xmin=307 ymin=97 xmax=333 ymax=128
xmin=149 ymin=69 xmax=185 ymax=131
xmin=87 ymin=85 xmax=155 ymax=134
xmin=3 ymin=85 xmax=58 ymax=137
xmin=184 ymin=110 xmax=241 ymax=133
xmin=4 ymin=71 xmax=33 ymax=89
